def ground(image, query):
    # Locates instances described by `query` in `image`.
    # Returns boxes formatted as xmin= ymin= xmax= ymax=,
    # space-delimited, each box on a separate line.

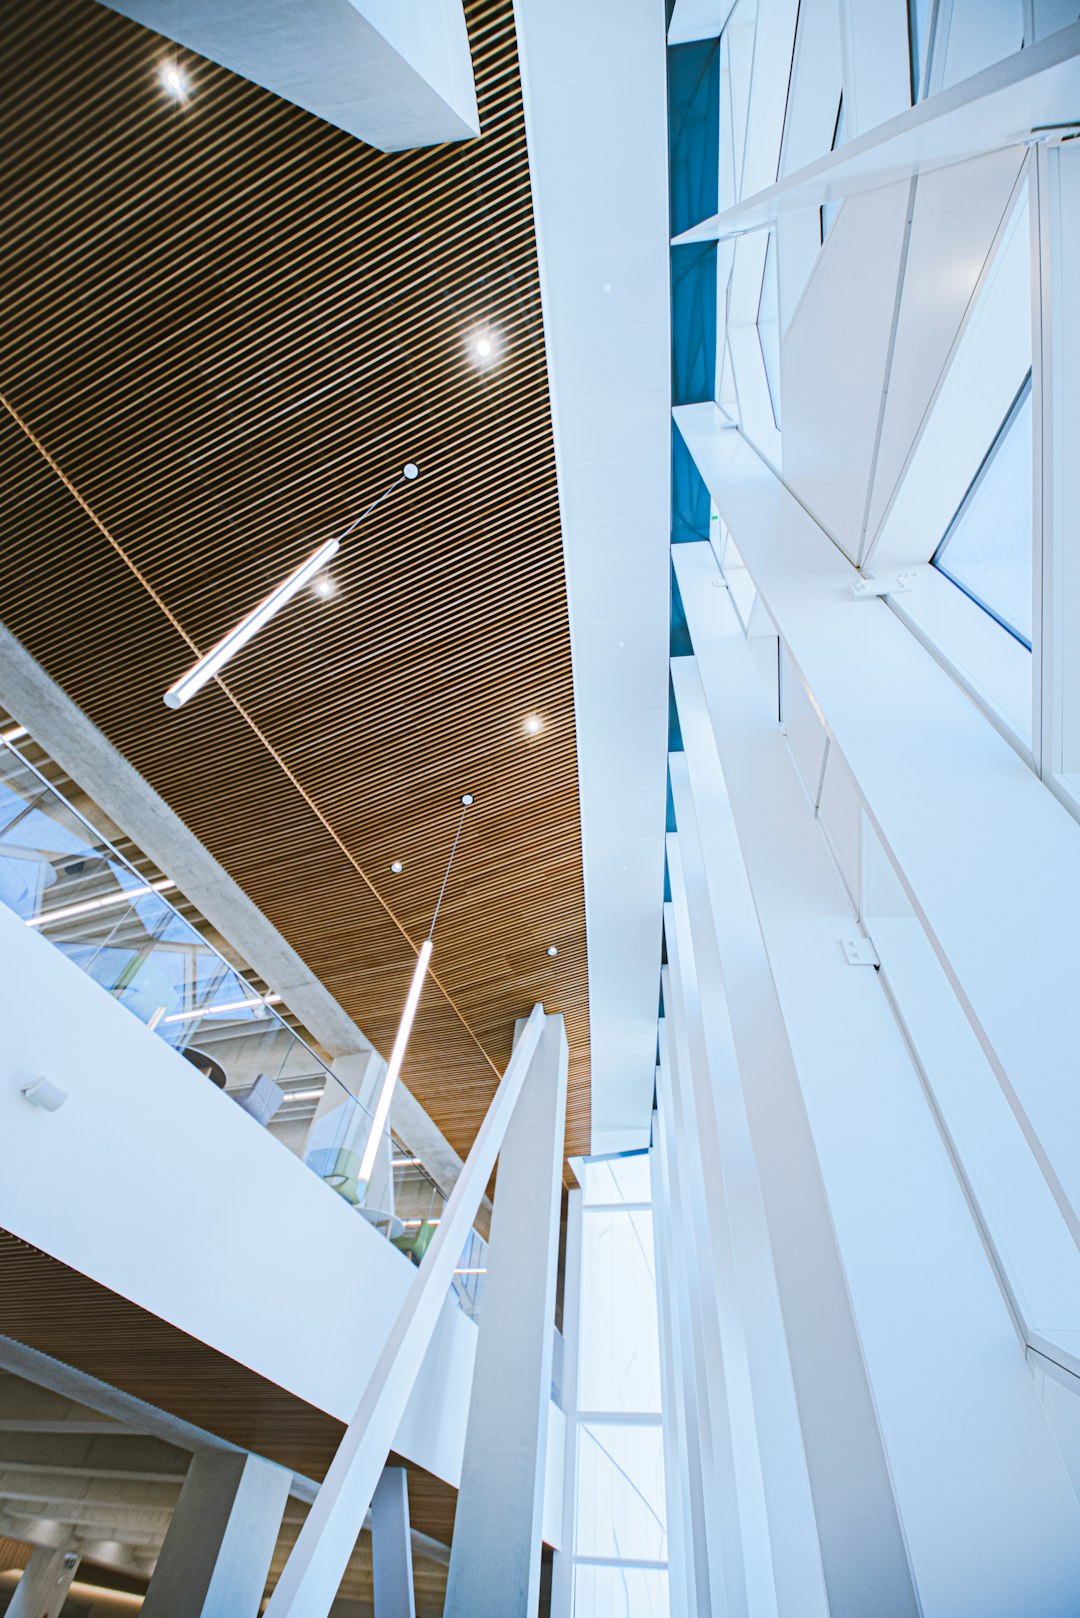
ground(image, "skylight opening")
xmin=932 ymin=372 xmax=1034 ymax=651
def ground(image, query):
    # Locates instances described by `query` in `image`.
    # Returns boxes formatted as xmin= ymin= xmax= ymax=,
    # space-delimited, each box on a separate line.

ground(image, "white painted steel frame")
xmin=265 ymin=1003 xmax=546 ymax=1618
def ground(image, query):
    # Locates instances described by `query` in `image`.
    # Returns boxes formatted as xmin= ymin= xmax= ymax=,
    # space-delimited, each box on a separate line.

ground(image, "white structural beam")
xmin=663 ymin=849 xmax=914 ymax=1618
xmin=513 ymin=0 xmax=670 ymax=1151
xmin=670 ymin=563 xmax=1080 ymax=1613
xmin=665 ymin=808 xmax=828 ymax=1618
xmin=675 ymin=23 xmax=1080 ymax=241
xmin=7 ymin=1546 xmax=79 ymax=1618
xmin=549 ymin=1184 xmax=582 ymax=1618
xmin=265 ymin=1004 xmax=545 ymax=1618
xmin=371 ymin=1469 xmax=416 ymax=1618
xmin=141 ymin=1452 xmax=291 ymax=1618
xmin=653 ymin=1024 xmax=719 ymax=1616
xmin=96 ymin=0 xmax=479 ymax=152
xmin=444 ymin=1014 xmax=568 ymax=1618
xmin=674 ymin=408 xmax=1080 ymax=1247
xmin=648 ymin=1122 xmax=692 ymax=1618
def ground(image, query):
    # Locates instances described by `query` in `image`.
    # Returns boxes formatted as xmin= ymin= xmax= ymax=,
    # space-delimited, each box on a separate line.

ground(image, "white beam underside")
xmin=675 ymin=23 xmax=1080 ymax=242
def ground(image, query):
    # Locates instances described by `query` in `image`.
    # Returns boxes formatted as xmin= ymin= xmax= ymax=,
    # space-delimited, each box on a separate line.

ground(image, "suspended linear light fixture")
xmin=163 ymin=463 xmax=419 ymax=709
xmin=357 ymin=792 xmax=474 ymax=1191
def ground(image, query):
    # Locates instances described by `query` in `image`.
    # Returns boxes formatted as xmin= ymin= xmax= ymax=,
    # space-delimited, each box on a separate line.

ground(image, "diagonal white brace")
xmin=264 ymin=1002 xmax=546 ymax=1618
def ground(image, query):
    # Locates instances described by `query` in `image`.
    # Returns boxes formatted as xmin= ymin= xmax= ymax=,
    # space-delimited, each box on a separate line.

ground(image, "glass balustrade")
xmin=0 ymin=737 xmax=488 ymax=1316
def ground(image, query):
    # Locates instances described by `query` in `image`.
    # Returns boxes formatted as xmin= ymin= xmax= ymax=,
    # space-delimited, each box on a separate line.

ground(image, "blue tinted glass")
xmin=933 ymin=376 xmax=1033 ymax=648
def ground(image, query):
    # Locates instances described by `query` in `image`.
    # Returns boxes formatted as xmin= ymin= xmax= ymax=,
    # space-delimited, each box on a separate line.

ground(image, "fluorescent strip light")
xmin=1 ymin=725 xmax=28 ymax=743
xmin=402 ymin=1218 xmax=442 ymax=1228
xmin=163 ymin=535 xmax=340 ymax=709
xmin=454 ymin=1267 xmax=487 ymax=1275
xmin=161 ymin=991 xmax=281 ymax=1025
xmin=357 ymin=940 xmax=432 ymax=1188
xmin=27 ymin=879 xmax=176 ymax=927
xmin=392 ymin=1157 xmax=422 ymax=1168
xmin=285 ymin=1088 xmax=324 ymax=1102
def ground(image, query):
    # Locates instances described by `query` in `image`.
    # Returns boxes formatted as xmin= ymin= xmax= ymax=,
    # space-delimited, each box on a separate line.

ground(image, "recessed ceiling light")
xmin=390 ymin=860 xmax=403 ymax=874
xmin=314 ymin=573 xmax=337 ymax=599
xmin=159 ymin=61 xmax=189 ymax=100
xmin=546 ymin=945 xmax=558 ymax=957
xmin=523 ymin=714 xmax=544 ymax=736
xmin=475 ymin=337 xmax=492 ymax=357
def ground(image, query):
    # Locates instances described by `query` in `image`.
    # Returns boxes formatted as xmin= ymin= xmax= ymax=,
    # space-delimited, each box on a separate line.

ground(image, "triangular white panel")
xmin=863 ymin=148 xmax=1026 ymax=552
xmin=779 ymin=179 xmax=910 ymax=561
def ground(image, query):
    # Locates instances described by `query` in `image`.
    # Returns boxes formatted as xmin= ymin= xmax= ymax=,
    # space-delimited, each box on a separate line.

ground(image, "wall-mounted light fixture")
xmin=21 ymin=1077 xmax=69 ymax=1112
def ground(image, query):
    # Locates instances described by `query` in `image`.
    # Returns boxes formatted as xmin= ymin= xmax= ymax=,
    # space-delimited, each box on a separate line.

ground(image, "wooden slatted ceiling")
xmin=0 ymin=0 xmax=589 ymax=1168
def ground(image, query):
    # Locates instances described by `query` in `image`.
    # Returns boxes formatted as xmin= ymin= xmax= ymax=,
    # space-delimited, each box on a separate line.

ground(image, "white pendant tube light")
xmin=163 ymin=463 xmax=419 ymax=710
xmin=356 ymin=792 xmax=473 ymax=1192
xmin=164 ymin=536 xmax=340 ymax=709
xmin=357 ymin=938 xmax=432 ymax=1189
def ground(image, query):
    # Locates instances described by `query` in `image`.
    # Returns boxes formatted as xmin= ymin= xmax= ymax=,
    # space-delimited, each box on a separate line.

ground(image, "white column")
xmin=666 ymin=800 xmax=830 ymax=1618
xmin=8 ymin=1546 xmax=79 ymax=1618
xmin=265 ymin=1004 xmax=546 ymax=1618
xmin=653 ymin=1022 xmax=724 ymax=1618
xmin=649 ymin=1110 xmax=701 ymax=1618
xmin=667 ymin=661 xmax=918 ymax=1618
xmin=671 ymin=555 xmax=1080 ymax=1615
xmin=371 ymin=1467 xmax=415 ymax=1618
xmin=550 ymin=1185 xmax=583 ymax=1618
xmin=141 ymin=1451 xmax=290 ymax=1618
xmin=443 ymin=1013 xmax=569 ymax=1618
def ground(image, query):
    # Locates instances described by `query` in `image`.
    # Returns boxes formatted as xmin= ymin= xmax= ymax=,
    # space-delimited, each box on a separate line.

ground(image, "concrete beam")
xmin=96 ymin=0 xmax=480 ymax=152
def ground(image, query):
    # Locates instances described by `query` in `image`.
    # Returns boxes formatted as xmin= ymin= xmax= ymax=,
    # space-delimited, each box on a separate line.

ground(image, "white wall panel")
xmin=780 ymin=179 xmax=910 ymax=560
xmin=864 ymin=148 xmax=1026 ymax=553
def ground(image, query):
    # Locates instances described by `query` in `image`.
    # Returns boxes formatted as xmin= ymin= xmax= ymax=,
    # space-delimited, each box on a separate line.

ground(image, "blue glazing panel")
xmin=672 ymin=242 xmax=718 ymax=406
xmin=672 ymin=425 xmax=712 ymax=543
xmin=668 ymin=39 xmax=720 ymax=236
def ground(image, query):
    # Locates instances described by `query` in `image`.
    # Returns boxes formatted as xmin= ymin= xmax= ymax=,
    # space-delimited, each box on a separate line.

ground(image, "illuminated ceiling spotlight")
xmin=159 ymin=60 xmax=190 ymax=102
xmin=313 ymin=572 xmax=337 ymax=600
xmin=390 ymin=860 xmax=404 ymax=874
xmin=546 ymin=945 xmax=558 ymax=957
xmin=469 ymin=328 xmax=501 ymax=368
xmin=522 ymin=713 xmax=544 ymax=736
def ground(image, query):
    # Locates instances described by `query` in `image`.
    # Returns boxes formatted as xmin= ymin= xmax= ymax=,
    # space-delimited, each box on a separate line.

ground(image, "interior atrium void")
xmin=1 ymin=2 xmax=1080 ymax=1615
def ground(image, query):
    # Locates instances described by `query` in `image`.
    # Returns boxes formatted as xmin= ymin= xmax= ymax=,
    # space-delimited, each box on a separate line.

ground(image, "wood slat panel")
xmin=0 ymin=0 xmax=590 ymax=1167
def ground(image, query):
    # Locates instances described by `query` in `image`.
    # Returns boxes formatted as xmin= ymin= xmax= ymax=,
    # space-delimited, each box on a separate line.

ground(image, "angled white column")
xmin=265 ymin=1003 xmax=546 ymax=1618
xmin=443 ymin=1013 xmax=568 ymax=1618
xmin=666 ymin=669 xmax=917 ymax=1618
xmin=8 ymin=1546 xmax=79 ymax=1618
xmin=665 ymin=816 xmax=829 ymax=1618
xmin=649 ymin=1105 xmax=704 ymax=1618
xmin=550 ymin=1184 xmax=583 ymax=1618
xmin=141 ymin=1451 xmax=290 ymax=1618
xmin=671 ymin=559 xmax=1080 ymax=1615
xmin=654 ymin=1015 xmax=730 ymax=1618
xmin=371 ymin=1468 xmax=415 ymax=1618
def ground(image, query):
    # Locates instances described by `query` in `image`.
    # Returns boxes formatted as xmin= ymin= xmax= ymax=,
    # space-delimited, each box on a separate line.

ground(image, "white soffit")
xmin=96 ymin=0 xmax=480 ymax=152
xmin=513 ymin=0 xmax=670 ymax=1153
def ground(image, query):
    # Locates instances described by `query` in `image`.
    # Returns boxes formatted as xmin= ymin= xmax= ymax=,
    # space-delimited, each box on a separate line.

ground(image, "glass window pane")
xmin=579 ymin=1208 xmax=662 ymax=1413
xmin=582 ymin=1154 xmax=651 ymax=1205
xmin=933 ymin=375 xmax=1033 ymax=647
xmin=573 ymin=1565 xmax=670 ymax=1618
xmin=576 ymin=1423 xmax=667 ymax=1561
xmin=757 ymin=231 xmax=781 ymax=428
